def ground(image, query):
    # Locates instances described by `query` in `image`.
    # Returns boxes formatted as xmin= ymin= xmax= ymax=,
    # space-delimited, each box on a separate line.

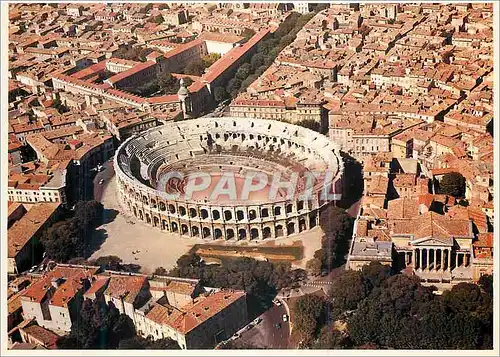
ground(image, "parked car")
xmin=99 ymin=179 xmax=105 ymax=185
xmin=275 ymin=323 xmax=281 ymax=329
xmin=273 ymin=299 xmax=282 ymax=306
xmin=282 ymin=314 xmax=288 ymax=322
xmin=29 ymin=265 xmax=38 ymax=273
xmin=253 ymin=317 xmax=263 ymax=324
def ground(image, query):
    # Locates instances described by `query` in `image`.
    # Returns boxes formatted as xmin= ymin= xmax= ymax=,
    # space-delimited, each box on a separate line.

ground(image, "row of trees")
xmin=123 ymin=72 xmax=194 ymax=97
xmin=57 ymin=299 xmax=179 ymax=349
xmin=212 ymin=12 xmax=315 ymax=101
xmin=40 ymin=201 xmax=104 ymax=262
xmin=294 ymin=262 xmax=493 ymax=350
xmin=166 ymin=253 xmax=306 ymax=298
xmin=306 ymin=206 xmax=354 ymax=275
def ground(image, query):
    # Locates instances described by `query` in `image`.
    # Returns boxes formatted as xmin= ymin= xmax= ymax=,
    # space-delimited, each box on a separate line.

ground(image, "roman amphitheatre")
xmin=114 ymin=117 xmax=344 ymax=242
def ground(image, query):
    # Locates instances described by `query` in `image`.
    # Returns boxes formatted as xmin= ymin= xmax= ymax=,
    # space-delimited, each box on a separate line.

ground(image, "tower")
xmin=177 ymin=78 xmax=192 ymax=119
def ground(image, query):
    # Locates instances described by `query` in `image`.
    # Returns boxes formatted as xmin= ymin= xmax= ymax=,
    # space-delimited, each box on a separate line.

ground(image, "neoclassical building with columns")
xmin=348 ymin=209 xmax=477 ymax=287
xmin=390 ymin=211 xmax=474 ymax=284
xmin=114 ymin=117 xmax=344 ymax=241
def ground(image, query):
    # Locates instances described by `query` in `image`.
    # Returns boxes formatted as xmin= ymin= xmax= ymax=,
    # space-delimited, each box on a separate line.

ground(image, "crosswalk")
xmin=302 ymin=280 xmax=334 ymax=288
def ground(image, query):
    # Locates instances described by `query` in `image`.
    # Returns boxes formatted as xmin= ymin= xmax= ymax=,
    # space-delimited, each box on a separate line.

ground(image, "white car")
xmin=282 ymin=314 xmax=288 ymax=322
xmin=99 ymin=179 xmax=105 ymax=185
xmin=29 ymin=265 xmax=38 ymax=273
xmin=274 ymin=299 xmax=282 ymax=306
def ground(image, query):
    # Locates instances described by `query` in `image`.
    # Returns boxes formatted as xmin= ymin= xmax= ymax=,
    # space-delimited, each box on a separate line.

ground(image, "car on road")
xmin=273 ymin=299 xmax=282 ymax=306
xmin=230 ymin=333 xmax=240 ymax=340
xmin=275 ymin=323 xmax=281 ymax=329
xmin=29 ymin=265 xmax=38 ymax=273
xmin=253 ymin=317 xmax=262 ymax=324
xmin=99 ymin=179 xmax=105 ymax=185
xmin=282 ymin=314 xmax=288 ymax=322
xmin=246 ymin=324 xmax=253 ymax=331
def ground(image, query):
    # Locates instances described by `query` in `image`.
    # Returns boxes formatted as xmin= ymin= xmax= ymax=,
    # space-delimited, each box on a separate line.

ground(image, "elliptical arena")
xmin=114 ymin=117 xmax=344 ymax=241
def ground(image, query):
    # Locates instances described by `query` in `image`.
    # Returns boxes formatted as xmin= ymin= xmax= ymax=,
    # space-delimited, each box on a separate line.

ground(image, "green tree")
xmin=314 ymin=325 xmax=348 ymax=349
xmin=213 ymin=86 xmax=228 ymax=102
xmin=184 ymin=59 xmax=205 ymax=76
xmin=318 ymin=206 xmax=354 ymax=270
xmin=295 ymin=119 xmax=321 ymax=132
xmin=293 ymin=294 xmax=326 ymax=344
xmin=241 ymin=28 xmax=256 ymax=42
xmin=235 ymin=63 xmax=252 ymax=81
xmin=202 ymin=53 xmax=221 ymax=68
xmin=306 ymin=258 xmax=322 ymax=276
xmin=438 ymin=172 xmax=466 ymax=198
xmin=57 ymin=300 xmax=135 ymax=349
xmin=328 ymin=270 xmax=368 ymax=319
xmin=157 ymin=72 xmax=178 ymax=94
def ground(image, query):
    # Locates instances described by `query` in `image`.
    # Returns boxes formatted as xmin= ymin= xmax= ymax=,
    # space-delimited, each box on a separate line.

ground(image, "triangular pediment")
xmin=411 ymin=236 xmax=453 ymax=247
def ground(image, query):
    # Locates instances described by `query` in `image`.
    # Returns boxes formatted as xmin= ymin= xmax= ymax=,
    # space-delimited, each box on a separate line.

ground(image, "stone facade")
xmin=114 ymin=117 xmax=344 ymax=241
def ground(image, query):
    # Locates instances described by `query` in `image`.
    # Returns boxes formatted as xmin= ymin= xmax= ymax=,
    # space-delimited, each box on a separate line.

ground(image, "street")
xmin=93 ymin=160 xmax=115 ymax=202
xmin=235 ymin=301 xmax=290 ymax=349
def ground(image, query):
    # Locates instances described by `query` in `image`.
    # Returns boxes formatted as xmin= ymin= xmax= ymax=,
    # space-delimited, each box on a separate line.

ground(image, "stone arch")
xmin=299 ymin=218 xmax=306 ymax=232
xmin=263 ymin=227 xmax=271 ymax=239
xmin=151 ymin=199 xmax=157 ymax=208
xmin=138 ymin=210 xmax=144 ymax=220
xmin=287 ymin=222 xmax=295 ymax=235
xmin=159 ymin=202 xmax=166 ymax=211
xmin=202 ymin=227 xmax=211 ymax=238
xmin=133 ymin=206 xmax=137 ymax=217
xmin=238 ymin=229 xmax=247 ymax=240
xmin=192 ymin=226 xmax=199 ymax=237
xmin=142 ymin=196 xmax=149 ymax=205
xmin=214 ymin=228 xmax=223 ymax=239
xmin=153 ymin=216 xmax=160 ymax=227
xmin=274 ymin=206 xmax=281 ymax=216
xmin=212 ymin=210 xmax=220 ymax=220
xmin=189 ymin=208 xmax=197 ymax=218
xmin=162 ymin=219 xmax=168 ymax=230
xmin=297 ymin=200 xmax=304 ymax=211
xmin=286 ymin=204 xmax=293 ymax=214
xmin=309 ymin=215 xmax=317 ymax=228
xmin=168 ymin=204 xmax=176 ymax=214
xmin=181 ymin=224 xmax=189 ymax=235
xmin=250 ymin=228 xmax=259 ymax=240
xmin=248 ymin=209 xmax=257 ymax=221
xmin=224 ymin=210 xmax=232 ymax=221
xmin=201 ymin=209 xmax=209 ymax=219
xmin=171 ymin=222 xmax=178 ymax=232
xmin=226 ymin=228 xmax=235 ymax=239
xmin=236 ymin=210 xmax=244 ymax=220
xmin=275 ymin=225 xmax=284 ymax=237
xmin=179 ymin=206 xmax=186 ymax=216
xmin=261 ymin=208 xmax=269 ymax=218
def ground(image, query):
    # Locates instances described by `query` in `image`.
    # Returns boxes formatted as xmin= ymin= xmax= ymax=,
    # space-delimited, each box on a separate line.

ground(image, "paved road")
xmin=237 ymin=302 xmax=290 ymax=349
xmin=93 ymin=160 xmax=115 ymax=202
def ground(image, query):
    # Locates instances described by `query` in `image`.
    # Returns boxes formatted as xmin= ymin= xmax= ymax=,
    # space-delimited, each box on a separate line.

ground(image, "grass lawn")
xmin=189 ymin=242 xmax=304 ymax=263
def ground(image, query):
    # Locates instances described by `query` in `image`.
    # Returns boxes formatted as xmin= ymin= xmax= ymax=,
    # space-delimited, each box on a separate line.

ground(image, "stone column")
xmin=426 ymin=249 xmax=430 ymax=271
xmin=418 ymin=249 xmax=422 ymax=271
xmin=455 ymin=252 xmax=459 ymax=268
xmin=434 ymin=249 xmax=437 ymax=271
xmin=441 ymin=249 xmax=449 ymax=271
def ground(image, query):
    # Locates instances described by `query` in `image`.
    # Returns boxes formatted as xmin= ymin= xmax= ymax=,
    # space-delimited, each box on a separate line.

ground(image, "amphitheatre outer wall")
xmin=114 ymin=117 xmax=344 ymax=242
